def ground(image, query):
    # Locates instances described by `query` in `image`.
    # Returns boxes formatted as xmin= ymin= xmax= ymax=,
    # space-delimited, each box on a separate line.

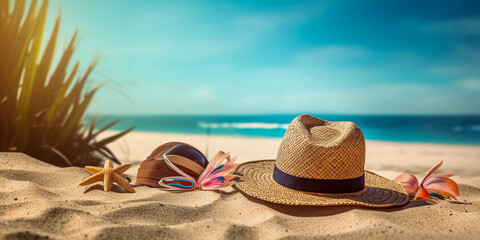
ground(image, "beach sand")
xmin=1 ymin=131 xmax=480 ymax=239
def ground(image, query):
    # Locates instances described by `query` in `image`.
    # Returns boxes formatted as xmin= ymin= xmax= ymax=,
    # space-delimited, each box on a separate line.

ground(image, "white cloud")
xmin=235 ymin=2 xmax=325 ymax=29
xmin=295 ymin=45 xmax=375 ymax=64
xmin=100 ymin=2 xmax=325 ymax=60
xmin=193 ymin=88 xmax=215 ymax=101
xmin=419 ymin=17 xmax=480 ymax=35
xmin=456 ymin=78 xmax=480 ymax=91
xmin=428 ymin=45 xmax=480 ymax=77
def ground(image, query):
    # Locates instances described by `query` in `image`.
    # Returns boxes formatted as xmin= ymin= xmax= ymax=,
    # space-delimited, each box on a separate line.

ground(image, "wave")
xmin=453 ymin=125 xmax=480 ymax=132
xmin=198 ymin=122 xmax=289 ymax=130
xmin=469 ymin=125 xmax=480 ymax=131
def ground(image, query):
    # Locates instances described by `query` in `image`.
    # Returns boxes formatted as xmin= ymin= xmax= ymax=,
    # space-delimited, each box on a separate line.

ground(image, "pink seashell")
xmin=395 ymin=173 xmax=419 ymax=194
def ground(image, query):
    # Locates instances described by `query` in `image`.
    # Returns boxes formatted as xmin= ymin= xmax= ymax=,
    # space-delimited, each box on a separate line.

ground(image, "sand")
xmin=1 ymin=131 xmax=480 ymax=239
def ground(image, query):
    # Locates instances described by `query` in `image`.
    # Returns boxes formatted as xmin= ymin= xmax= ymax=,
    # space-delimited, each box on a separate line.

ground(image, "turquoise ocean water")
xmin=86 ymin=115 xmax=480 ymax=145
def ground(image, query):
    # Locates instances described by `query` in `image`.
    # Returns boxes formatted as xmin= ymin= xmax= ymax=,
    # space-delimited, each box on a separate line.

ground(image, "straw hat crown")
xmin=276 ymin=114 xmax=365 ymax=180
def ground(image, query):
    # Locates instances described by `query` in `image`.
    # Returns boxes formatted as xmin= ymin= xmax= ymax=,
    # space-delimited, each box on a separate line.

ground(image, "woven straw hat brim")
xmin=235 ymin=160 xmax=409 ymax=207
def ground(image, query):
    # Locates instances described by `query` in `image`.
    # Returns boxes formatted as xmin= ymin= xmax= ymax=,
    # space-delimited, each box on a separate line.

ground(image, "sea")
xmin=85 ymin=114 xmax=480 ymax=145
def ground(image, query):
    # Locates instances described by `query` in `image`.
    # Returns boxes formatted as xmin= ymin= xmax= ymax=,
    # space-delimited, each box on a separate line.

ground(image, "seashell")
xmin=395 ymin=173 xmax=419 ymax=194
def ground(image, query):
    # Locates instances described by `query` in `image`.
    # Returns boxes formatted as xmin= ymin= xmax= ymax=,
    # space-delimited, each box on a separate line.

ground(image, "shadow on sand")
xmin=231 ymin=185 xmax=431 ymax=217
xmin=84 ymin=184 xmax=135 ymax=194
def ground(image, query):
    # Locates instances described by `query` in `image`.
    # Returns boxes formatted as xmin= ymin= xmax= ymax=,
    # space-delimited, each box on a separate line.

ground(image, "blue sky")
xmin=44 ymin=0 xmax=480 ymax=115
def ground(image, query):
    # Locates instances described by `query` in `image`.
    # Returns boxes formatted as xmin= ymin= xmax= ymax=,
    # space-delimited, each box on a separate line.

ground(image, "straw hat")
xmin=234 ymin=115 xmax=409 ymax=207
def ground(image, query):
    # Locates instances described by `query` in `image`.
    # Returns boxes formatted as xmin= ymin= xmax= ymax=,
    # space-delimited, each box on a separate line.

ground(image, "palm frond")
xmin=0 ymin=0 xmax=134 ymax=167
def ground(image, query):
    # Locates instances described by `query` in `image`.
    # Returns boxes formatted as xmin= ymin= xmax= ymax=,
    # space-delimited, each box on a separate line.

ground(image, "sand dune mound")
xmin=1 ymin=152 xmax=480 ymax=239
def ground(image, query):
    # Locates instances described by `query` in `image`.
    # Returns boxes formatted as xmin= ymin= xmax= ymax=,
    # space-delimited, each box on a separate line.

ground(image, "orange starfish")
xmin=79 ymin=160 xmax=135 ymax=193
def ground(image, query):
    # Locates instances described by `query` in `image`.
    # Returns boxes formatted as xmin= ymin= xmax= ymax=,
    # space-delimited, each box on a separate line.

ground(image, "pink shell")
xmin=395 ymin=173 xmax=419 ymax=194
